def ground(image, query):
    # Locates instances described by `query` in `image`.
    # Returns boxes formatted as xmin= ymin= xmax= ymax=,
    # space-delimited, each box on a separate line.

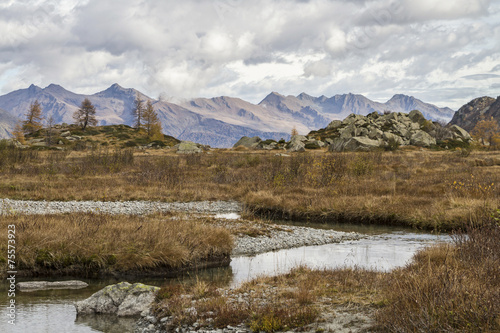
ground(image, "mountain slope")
xmin=385 ymin=94 xmax=455 ymax=123
xmin=0 ymin=107 xmax=18 ymax=139
xmin=0 ymin=84 xmax=289 ymax=147
xmin=449 ymin=96 xmax=500 ymax=131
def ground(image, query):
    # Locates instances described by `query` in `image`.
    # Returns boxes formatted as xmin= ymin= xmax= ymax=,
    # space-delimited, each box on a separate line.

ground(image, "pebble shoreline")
xmin=0 ymin=199 xmax=242 ymax=215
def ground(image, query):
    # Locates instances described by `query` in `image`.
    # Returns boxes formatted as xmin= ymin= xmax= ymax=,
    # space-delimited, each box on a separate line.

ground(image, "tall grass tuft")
xmin=376 ymin=216 xmax=500 ymax=332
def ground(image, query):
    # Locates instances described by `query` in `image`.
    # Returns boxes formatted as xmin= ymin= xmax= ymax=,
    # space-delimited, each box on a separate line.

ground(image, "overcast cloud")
xmin=0 ymin=0 xmax=499 ymax=109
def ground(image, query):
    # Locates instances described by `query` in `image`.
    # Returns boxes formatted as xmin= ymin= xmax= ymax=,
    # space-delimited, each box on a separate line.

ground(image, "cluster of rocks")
xmin=233 ymin=111 xmax=472 ymax=152
xmin=322 ymin=111 xmax=471 ymax=152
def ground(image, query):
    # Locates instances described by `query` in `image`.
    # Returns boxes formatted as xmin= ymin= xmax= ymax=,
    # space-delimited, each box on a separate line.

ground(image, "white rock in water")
xmin=75 ymin=282 xmax=159 ymax=317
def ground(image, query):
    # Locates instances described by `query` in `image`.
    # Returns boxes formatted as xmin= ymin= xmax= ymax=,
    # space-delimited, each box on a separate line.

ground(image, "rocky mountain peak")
xmin=449 ymin=96 xmax=498 ymax=131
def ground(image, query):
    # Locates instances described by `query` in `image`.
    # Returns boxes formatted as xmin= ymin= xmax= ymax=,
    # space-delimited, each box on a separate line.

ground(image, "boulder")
xmin=287 ymin=141 xmax=306 ymax=152
xmin=383 ymin=132 xmax=404 ymax=145
xmin=410 ymin=130 xmax=436 ymax=147
xmin=329 ymin=137 xmax=380 ymax=152
xmin=233 ymin=136 xmax=262 ymax=149
xmin=343 ymin=137 xmax=381 ymax=151
xmin=17 ymin=280 xmax=88 ymax=292
xmin=342 ymin=114 xmax=365 ymax=125
xmin=176 ymin=141 xmax=202 ymax=154
xmin=368 ymin=127 xmax=384 ymax=140
xmin=449 ymin=125 xmax=472 ymax=142
xmin=408 ymin=110 xmax=426 ymax=124
xmin=326 ymin=120 xmax=342 ymax=130
xmin=75 ymin=282 xmax=159 ymax=317
xmin=60 ymin=131 xmax=71 ymax=137
xmin=304 ymin=140 xmax=325 ymax=149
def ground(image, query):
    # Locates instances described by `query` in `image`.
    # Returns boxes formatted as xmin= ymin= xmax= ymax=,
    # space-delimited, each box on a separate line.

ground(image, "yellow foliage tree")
xmin=471 ymin=117 xmax=500 ymax=147
xmin=143 ymin=100 xmax=163 ymax=141
xmin=22 ymin=100 xmax=43 ymax=135
xmin=291 ymin=126 xmax=299 ymax=136
xmin=11 ymin=121 xmax=26 ymax=144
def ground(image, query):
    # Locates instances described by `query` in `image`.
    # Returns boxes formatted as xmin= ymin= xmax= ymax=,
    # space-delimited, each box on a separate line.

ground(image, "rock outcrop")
xmin=449 ymin=96 xmax=500 ymax=131
xmin=75 ymin=282 xmax=159 ymax=317
xmin=307 ymin=111 xmax=470 ymax=151
xmin=233 ymin=110 xmax=472 ymax=152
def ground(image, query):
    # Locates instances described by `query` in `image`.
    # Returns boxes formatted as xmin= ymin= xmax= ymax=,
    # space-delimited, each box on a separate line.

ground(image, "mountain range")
xmin=0 ymin=84 xmax=455 ymax=147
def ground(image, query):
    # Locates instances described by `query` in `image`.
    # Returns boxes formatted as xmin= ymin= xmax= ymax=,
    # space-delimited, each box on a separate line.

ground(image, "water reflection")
xmin=0 ymin=226 xmax=450 ymax=333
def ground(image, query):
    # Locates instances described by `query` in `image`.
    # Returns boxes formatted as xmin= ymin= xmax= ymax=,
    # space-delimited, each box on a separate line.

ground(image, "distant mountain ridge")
xmin=0 ymin=107 xmax=17 ymax=139
xmin=0 ymin=84 xmax=456 ymax=147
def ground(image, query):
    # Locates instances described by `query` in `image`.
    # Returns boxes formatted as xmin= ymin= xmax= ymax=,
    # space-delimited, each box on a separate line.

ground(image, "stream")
xmin=0 ymin=222 xmax=451 ymax=333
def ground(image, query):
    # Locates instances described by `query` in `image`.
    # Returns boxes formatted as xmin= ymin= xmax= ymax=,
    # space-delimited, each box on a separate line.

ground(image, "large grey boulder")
xmin=449 ymin=125 xmax=472 ymax=142
xmin=326 ymin=120 xmax=342 ymax=130
xmin=233 ymin=136 xmax=262 ymax=149
xmin=329 ymin=137 xmax=380 ymax=152
xmin=410 ymin=130 xmax=436 ymax=147
xmin=287 ymin=141 xmax=306 ymax=152
xmin=408 ymin=110 xmax=426 ymax=124
xmin=176 ymin=141 xmax=202 ymax=154
xmin=75 ymin=282 xmax=159 ymax=317
xmin=17 ymin=280 xmax=88 ymax=292
xmin=343 ymin=137 xmax=381 ymax=151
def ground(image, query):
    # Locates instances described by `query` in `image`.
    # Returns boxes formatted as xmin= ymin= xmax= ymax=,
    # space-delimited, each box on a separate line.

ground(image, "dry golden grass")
xmin=1 ymin=144 xmax=499 ymax=230
xmin=376 ymin=217 xmax=500 ymax=332
xmin=152 ymin=217 xmax=500 ymax=332
xmin=0 ymin=213 xmax=233 ymax=277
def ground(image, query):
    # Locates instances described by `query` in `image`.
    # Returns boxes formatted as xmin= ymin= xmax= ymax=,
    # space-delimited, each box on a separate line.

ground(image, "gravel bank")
xmin=232 ymin=225 xmax=361 ymax=256
xmin=0 ymin=199 xmax=242 ymax=215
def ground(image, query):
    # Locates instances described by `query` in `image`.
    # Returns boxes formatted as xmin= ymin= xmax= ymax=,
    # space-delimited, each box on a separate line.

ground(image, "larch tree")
xmin=291 ymin=126 xmax=299 ymax=136
xmin=143 ymin=100 xmax=163 ymax=140
xmin=471 ymin=117 xmax=500 ymax=147
xmin=22 ymin=100 xmax=43 ymax=135
xmin=73 ymin=98 xmax=98 ymax=131
xmin=11 ymin=121 xmax=26 ymax=144
xmin=132 ymin=93 xmax=145 ymax=130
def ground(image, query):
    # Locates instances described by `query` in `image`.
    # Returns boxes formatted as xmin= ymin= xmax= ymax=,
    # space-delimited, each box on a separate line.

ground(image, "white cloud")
xmin=0 ymin=0 xmax=498 ymax=109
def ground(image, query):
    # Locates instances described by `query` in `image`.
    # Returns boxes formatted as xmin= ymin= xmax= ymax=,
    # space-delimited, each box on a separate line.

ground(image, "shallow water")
xmin=0 ymin=224 xmax=451 ymax=333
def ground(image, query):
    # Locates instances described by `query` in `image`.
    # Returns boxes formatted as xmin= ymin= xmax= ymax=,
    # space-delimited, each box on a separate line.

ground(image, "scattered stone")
xmin=60 ymin=131 xmax=71 ymax=137
xmin=176 ymin=141 xmax=202 ymax=154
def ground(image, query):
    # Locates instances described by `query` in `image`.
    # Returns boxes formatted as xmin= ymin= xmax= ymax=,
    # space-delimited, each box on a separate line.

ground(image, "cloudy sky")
xmin=0 ymin=0 xmax=499 ymax=109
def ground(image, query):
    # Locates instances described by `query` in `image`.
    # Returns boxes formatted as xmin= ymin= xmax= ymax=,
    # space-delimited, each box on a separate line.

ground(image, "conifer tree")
xmin=143 ymin=100 xmax=163 ymax=140
xmin=11 ymin=121 xmax=26 ymax=144
xmin=132 ymin=93 xmax=145 ymax=130
xmin=73 ymin=98 xmax=97 ymax=131
xmin=22 ymin=100 xmax=43 ymax=135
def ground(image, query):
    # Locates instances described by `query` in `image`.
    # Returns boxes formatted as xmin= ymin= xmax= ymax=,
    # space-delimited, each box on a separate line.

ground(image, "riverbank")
xmin=0 ymin=210 xmax=363 ymax=278
xmin=0 ymin=148 xmax=499 ymax=231
xmin=0 ymin=213 xmax=233 ymax=278
xmin=141 ymin=217 xmax=500 ymax=333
